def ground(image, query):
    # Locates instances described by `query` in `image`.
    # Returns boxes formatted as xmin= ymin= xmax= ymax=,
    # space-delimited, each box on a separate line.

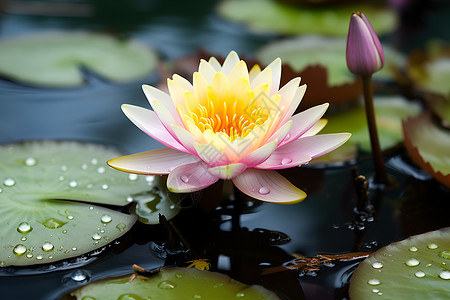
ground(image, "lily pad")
xmin=0 ymin=32 xmax=158 ymax=87
xmin=256 ymin=36 xmax=405 ymax=86
xmin=217 ymin=0 xmax=397 ymax=36
xmin=349 ymin=227 xmax=450 ymax=300
xmin=0 ymin=141 xmax=177 ymax=267
xmin=69 ymin=267 xmax=280 ymax=299
xmin=403 ymin=113 xmax=450 ymax=188
xmin=320 ymin=96 xmax=421 ymax=154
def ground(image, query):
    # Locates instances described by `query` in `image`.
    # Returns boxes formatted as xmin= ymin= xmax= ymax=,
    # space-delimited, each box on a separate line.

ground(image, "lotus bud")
xmin=346 ymin=12 xmax=385 ymax=76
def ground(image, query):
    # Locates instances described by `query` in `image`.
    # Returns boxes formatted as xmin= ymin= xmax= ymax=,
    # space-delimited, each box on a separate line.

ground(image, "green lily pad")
xmin=349 ymin=227 xmax=450 ymax=300
xmin=256 ymin=36 xmax=405 ymax=86
xmin=0 ymin=32 xmax=158 ymax=87
xmin=0 ymin=141 xmax=177 ymax=267
xmin=403 ymin=112 xmax=450 ymax=188
xmin=425 ymin=94 xmax=450 ymax=128
xmin=69 ymin=267 xmax=280 ymax=299
xmin=217 ymin=0 xmax=397 ymax=36
xmin=320 ymin=96 xmax=421 ymax=153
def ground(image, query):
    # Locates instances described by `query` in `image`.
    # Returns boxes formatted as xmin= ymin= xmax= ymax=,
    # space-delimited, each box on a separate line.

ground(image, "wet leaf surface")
xmin=217 ymin=0 xmax=397 ymax=36
xmin=68 ymin=267 xmax=281 ymax=300
xmin=0 ymin=32 xmax=158 ymax=87
xmin=0 ymin=141 xmax=176 ymax=267
xmin=349 ymin=227 xmax=450 ymax=300
xmin=402 ymin=112 xmax=450 ymax=188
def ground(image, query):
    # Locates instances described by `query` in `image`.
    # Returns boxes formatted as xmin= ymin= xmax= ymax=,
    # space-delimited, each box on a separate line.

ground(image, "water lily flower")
xmin=346 ymin=12 xmax=385 ymax=76
xmin=108 ymin=51 xmax=351 ymax=203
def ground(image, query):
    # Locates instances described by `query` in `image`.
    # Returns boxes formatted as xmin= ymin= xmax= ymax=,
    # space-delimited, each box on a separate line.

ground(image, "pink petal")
xmin=121 ymin=104 xmax=187 ymax=152
xmin=107 ymin=148 xmax=200 ymax=175
xmin=171 ymin=124 xmax=200 ymax=155
xmin=279 ymin=103 xmax=329 ymax=147
xmin=194 ymin=143 xmax=231 ymax=166
xmin=232 ymin=169 xmax=306 ymax=203
xmin=149 ymin=100 xmax=186 ymax=148
xmin=240 ymin=140 xmax=278 ymax=168
xmin=278 ymin=84 xmax=307 ymax=126
xmin=267 ymin=120 xmax=292 ymax=145
xmin=208 ymin=163 xmax=247 ymax=180
xmin=266 ymin=58 xmax=281 ymax=96
xmin=257 ymin=133 xmax=351 ymax=169
xmin=302 ymin=119 xmax=328 ymax=137
xmin=167 ymin=161 xmax=219 ymax=193
xmin=142 ymin=85 xmax=183 ymax=125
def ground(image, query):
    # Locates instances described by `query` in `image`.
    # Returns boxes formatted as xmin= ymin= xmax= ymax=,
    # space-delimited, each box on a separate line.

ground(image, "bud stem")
xmin=362 ymin=75 xmax=387 ymax=184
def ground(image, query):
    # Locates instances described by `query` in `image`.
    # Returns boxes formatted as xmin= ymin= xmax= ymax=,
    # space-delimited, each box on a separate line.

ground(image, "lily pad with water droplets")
xmin=218 ymin=0 xmax=397 ymax=36
xmin=0 ymin=32 xmax=158 ymax=87
xmin=256 ymin=36 xmax=405 ymax=86
xmin=349 ymin=227 xmax=450 ymax=300
xmin=403 ymin=112 xmax=450 ymax=188
xmin=0 ymin=141 xmax=178 ymax=267
xmin=69 ymin=267 xmax=280 ymax=299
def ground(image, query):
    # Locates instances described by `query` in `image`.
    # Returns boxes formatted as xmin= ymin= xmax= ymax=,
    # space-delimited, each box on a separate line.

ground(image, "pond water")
xmin=0 ymin=1 xmax=449 ymax=299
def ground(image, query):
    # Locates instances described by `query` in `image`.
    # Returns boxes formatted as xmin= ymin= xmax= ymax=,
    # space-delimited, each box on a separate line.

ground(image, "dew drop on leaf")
xmin=17 ymin=222 xmax=32 ymax=233
xmin=13 ymin=244 xmax=27 ymax=255
xmin=3 ymin=178 xmax=15 ymax=187
xmin=405 ymin=258 xmax=420 ymax=267
xmin=24 ymin=157 xmax=37 ymax=166
xmin=157 ymin=280 xmax=176 ymax=290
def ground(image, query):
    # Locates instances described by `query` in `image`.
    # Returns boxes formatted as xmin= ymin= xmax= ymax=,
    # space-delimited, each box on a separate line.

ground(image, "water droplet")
xmin=67 ymin=215 xmax=74 ymax=220
xmin=170 ymin=204 xmax=176 ymax=209
xmin=13 ymin=244 xmax=27 ymax=255
xmin=101 ymin=184 xmax=109 ymax=190
xmin=378 ymin=292 xmax=383 ymax=296
xmin=21 ymin=237 xmax=27 ymax=241
xmin=409 ymin=246 xmax=418 ymax=252
xmin=158 ymin=280 xmax=176 ymax=290
xmin=427 ymin=243 xmax=438 ymax=250
xmin=258 ymin=187 xmax=270 ymax=195
xmin=285 ymin=133 xmax=291 ymax=139
xmin=438 ymin=250 xmax=450 ymax=259
xmin=116 ymin=223 xmax=126 ymax=232
xmin=42 ymin=241 xmax=54 ymax=252
xmin=415 ymin=271 xmax=425 ymax=278
xmin=372 ymin=262 xmax=383 ymax=269
xmin=0 ymin=261 xmax=6 ymax=267
xmin=180 ymin=175 xmax=189 ymax=183
xmin=175 ymin=273 xmax=184 ymax=279
xmin=58 ymin=176 xmax=65 ymax=181
xmin=91 ymin=158 xmax=98 ymax=165
xmin=126 ymin=196 xmax=133 ymax=202
xmin=371 ymin=289 xmax=379 ymax=293
xmin=92 ymin=233 xmax=102 ymax=241
xmin=36 ymin=255 xmax=43 ymax=260
xmin=17 ymin=222 xmax=33 ymax=233
xmin=281 ymin=158 xmax=292 ymax=165
xmin=69 ymin=180 xmax=78 ymax=188
xmin=101 ymin=214 xmax=112 ymax=224
xmin=235 ymin=292 xmax=245 ymax=298
xmin=213 ymin=283 xmax=224 ymax=288
xmin=145 ymin=176 xmax=155 ymax=183
xmin=25 ymin=157 xmax=37 ymax=166
xmin=3 ymin=178 xmax=15 ymax=187
xmin=61 ymin=165 xmax=68 ymax=172
xmin=0 ymin=188 xmax=2 ymax=193
xmin=42 ymin=218 xmax=67 ymax=229
xmin=72 ymin=247 xmax=77 ymax=251
xmin=26 ymin=253 xmax=33 ymax=258
xmin=367 ymin=279 xmax=381 ymax=286
xmin=438 ymin=270 xmax=450 ymax=280
xmin=71 ymin=269 xmax=90 ymax=282
xmin=118 ymin=295 xmax=145 ymax=300
xmin=128 ymin=174 xmax=138 ymax=181
xmin=193 ymin=295 xmax=201 ymax=299
xmin=405 ymin=258 xmax=420 ymax=267
xmin=62 ymin=230 xmax=68 ymax=234
xmin=97 ymin=167 xmax=106 ymax=174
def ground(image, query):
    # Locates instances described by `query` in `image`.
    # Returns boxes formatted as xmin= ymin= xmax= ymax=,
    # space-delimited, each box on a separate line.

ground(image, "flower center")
xmin=187 ymin=99 xmax=270 ymax=142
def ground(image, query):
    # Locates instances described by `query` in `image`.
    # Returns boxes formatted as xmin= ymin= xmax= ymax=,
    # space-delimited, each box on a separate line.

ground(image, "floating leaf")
xmin=0 ymin=141 xmax=176 ymax=267
xmin=69 ymin=267 xmax=280 ymax=299
xmin=349 ymin=227 xmax=450 ymax=300
xmin=218 ymin=0 xmax=397 ymax=36
xmin=320 ymin=96 xmax=421 ymax=153
xmin=407 ymin=45 xmax=450 ymax=97
xmin=0 ymin=32 xmax=158 ymax=87
xmin=403 ymin=113 xmax=450 ymax=188
xmin=256 ymin=36 xmax=405 ymax=86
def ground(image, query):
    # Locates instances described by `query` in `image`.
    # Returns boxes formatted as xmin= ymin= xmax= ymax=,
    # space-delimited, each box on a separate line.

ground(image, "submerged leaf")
xmin=0 ymin=32 xmax=158 ymax=87
xmin=349 ymin=227 xmax=450 ymax=300
xmin=0 ymin=141 xmax=176 ymax=267
xmin=218 ymin=0 xmax=397 ymax=36
xmin=70 ymin=267 xmax=280 ymax=299
xmin=403 ymin=112 xmax=450 ymax=188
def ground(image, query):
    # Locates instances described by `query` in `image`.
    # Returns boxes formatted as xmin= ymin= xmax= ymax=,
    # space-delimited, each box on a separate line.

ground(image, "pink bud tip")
xmin=346 ymin=12 xmax=385 ymax=76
